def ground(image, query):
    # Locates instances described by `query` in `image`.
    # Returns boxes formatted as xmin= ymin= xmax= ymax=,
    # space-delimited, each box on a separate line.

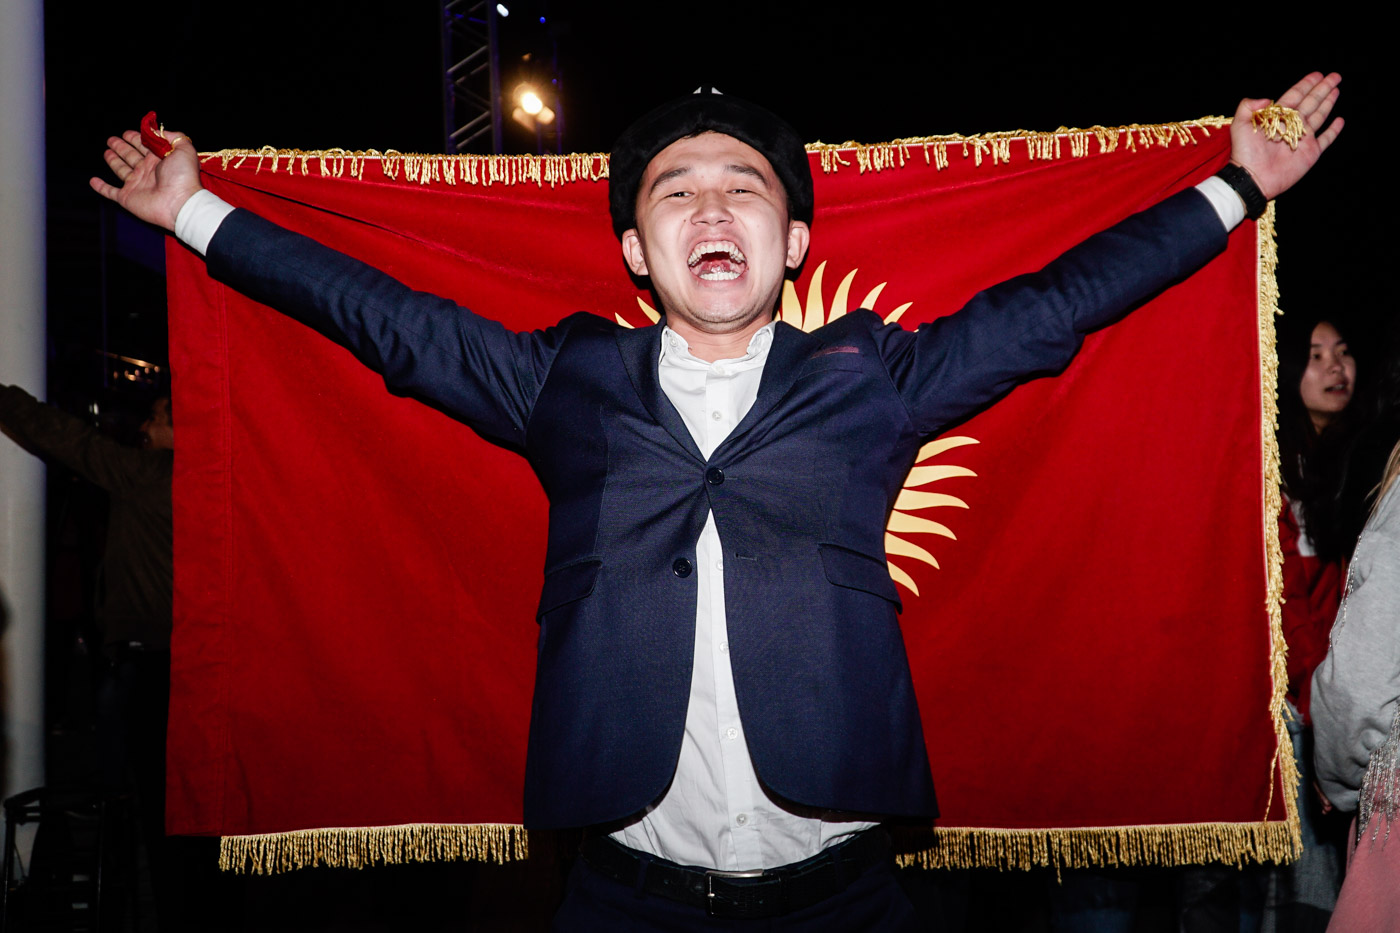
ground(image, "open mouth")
xmin=687 ymin=240 xmax=747 ymax=281
xmin=1324 ymin=383 xmax=1352 ymax=396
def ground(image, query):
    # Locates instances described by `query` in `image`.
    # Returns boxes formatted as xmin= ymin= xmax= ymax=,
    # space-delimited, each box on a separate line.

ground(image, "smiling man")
xmin=93 ymin=79 xmax=1341 ymax=930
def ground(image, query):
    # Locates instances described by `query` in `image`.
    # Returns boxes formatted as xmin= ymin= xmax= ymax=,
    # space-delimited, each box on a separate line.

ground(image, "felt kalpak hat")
xmin=608 ymin=88 xmax=814 ymax=240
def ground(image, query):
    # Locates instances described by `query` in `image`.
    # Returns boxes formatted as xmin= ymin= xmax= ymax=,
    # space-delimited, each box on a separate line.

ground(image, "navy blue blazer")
xmin=205 ymin=188 xmax=1225 ymax=829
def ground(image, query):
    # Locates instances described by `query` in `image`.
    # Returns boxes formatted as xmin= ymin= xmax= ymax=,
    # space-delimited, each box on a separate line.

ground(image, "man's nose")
xmin=691 ymin=190 xmax=732 ymax=224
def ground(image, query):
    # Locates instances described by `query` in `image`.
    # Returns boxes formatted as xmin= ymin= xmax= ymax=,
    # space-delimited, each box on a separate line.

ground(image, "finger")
xmin=1276 ymin=71 xmax=1325 ymax=110
xmin=103 ymin=148 xmax=134 ymax=180
xmin=1235 ymin=96 xmax=1269 ymax=120
xmin=109 ymin=135 xmax=146 ymax=168
xmin=121 ymin=129 xmax=152 ymax=159
xmin=1295 ymin=72 xmax=1342 ymax=119
xmin=1315 ymin=116 xmax=1344 ymax=153
xmin=1304 ymin=86 xmax=1340 ymax=133
xmin=89 ymin=176 xmax=121 ymax=201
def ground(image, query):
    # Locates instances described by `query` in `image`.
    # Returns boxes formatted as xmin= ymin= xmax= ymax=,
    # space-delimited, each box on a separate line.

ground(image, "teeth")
xmin=698 ymin=270 xmax=741 ymax=281
xmin=687 ymin=241 xmax=746 ymax=266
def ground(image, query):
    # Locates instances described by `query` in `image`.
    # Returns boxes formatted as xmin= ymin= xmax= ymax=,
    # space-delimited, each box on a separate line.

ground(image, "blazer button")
xmin=706 ymin=467 xmax=725 ymax=486
xmin=672 ymin=558 xmax=693 ymax=578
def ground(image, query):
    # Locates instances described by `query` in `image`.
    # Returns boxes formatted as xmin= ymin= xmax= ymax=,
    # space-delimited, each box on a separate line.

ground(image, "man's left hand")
xmin=1230 ymin=72 xmax=1343 ymax=200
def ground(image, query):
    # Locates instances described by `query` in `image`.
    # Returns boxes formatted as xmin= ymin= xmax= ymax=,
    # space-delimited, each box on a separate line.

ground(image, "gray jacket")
xmin=1312 ymin=478 xmax=1400 ymax=814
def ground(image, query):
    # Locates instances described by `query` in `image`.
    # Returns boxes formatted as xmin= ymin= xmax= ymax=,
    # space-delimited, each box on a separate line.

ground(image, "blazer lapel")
xmin=717 ymin=320 xmax=820 ymax=455
xmin=614 ymin=323 xmax=705 ymax=464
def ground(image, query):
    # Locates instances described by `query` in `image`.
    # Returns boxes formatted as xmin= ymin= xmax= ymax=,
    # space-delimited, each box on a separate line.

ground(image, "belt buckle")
xmin=705 ymin=868 xmax=764 ymax=917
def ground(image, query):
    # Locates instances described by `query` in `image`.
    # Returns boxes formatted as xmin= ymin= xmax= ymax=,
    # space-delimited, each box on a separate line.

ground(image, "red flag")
xmin=166 ymin=118 xmax=1295 ymax=873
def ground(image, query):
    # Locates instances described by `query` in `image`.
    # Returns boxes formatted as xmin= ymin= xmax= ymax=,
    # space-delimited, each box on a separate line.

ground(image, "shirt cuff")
xmin=174 ymin=189 xmax=237 ymax=256
xmin=1195 ymin=176 xmax=1246 ymax=233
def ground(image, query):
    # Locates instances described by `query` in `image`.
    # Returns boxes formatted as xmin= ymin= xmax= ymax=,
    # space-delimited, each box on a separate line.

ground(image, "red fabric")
xmin=166 ymin=126 xmax=1286 ymax=840
xmin=1279 ymin=499 xmax=1343 ymax=723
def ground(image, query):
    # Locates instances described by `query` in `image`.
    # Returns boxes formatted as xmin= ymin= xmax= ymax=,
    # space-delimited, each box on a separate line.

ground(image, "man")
xmin=0 ymin=389 xmax=174 ymax=650
xmin=92 ymin=75 xmax=1341 ymax=929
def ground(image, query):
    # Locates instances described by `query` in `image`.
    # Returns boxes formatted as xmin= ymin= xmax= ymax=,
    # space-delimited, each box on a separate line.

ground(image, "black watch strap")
xmin=1216 ymin=163 xmax=1268 ymax=221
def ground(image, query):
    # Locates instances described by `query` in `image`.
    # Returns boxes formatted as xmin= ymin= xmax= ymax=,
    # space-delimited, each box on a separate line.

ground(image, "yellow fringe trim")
xmin=199 ymin=148 xmax=610 ymax=187
xmin=807 ymin=116 xmax=1231 ymax=175
xmin=1252 ymin=104 xmax=1306 ymax=150
xmin=1257 ymin=202 xmax=1303 ymax=858
xmin=196 ymin=116 xmax=1235 ymax=187
xmin=219 ymin=823 xmax=526 ymax=874
xmin=897 ymin=821 xmax=1301 ymax=874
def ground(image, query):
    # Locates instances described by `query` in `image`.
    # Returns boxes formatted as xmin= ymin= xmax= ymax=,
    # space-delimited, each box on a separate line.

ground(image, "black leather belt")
xmin=580 ymin=828 xmax=890 ymax=918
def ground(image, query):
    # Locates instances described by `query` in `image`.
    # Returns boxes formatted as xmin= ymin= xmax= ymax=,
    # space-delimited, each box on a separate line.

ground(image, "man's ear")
xmin=785 ymin=221 xmax=811 ymax=270
xmin=622 ymin=229 xmax=649 ymax=277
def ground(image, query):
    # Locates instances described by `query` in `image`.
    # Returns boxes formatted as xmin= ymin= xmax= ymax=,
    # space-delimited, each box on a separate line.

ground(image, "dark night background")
xmin=31 ymin=3 xmax=1382 ymax=929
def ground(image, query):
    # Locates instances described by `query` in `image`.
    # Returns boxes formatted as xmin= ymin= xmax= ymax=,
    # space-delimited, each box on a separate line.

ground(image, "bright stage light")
xmin=512 ymin=83 xmax=557 ymax=133
xmin=496 ymin=4 xmax=509 ymax=15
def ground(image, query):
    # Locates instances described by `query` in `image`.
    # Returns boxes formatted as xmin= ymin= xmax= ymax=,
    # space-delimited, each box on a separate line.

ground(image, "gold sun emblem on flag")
xmin=618 ymin=261 xmax=978 ymax=597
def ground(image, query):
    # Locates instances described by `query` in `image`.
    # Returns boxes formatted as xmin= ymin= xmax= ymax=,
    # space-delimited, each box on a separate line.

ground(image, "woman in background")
xmin=1279 ymin=319 xmax=1361 ymax=725
xmin=1272 ymin=318 xmax=1362 ymax=930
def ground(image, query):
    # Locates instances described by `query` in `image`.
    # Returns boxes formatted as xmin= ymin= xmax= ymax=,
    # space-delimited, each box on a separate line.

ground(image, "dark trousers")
xmin=551 ymin=855 xmax=919 ymax=932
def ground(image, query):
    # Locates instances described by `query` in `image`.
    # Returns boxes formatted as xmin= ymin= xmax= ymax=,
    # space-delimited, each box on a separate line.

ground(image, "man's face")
xmin=141 ymin=397 xmax=174 ymax=450
xmin=621 ymin=132 xmax=809 ymax=335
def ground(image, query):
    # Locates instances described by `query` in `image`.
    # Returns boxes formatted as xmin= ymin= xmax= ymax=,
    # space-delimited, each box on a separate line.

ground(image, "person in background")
xmin=1272 ymin=318 xmax=1364 ymax=929
xmin=1311 ymin=439 xmax=1400 ymax=929
xmin=0 ymin=385 xmax=177 ymax=924
xmin=1279 ymin=318 xmax=1361 ymax=720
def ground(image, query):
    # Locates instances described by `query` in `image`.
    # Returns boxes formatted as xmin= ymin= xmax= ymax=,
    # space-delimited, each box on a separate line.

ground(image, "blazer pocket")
xmin=818 ymin=543 xmax=902 ymax=610
xmin=536 ymin=558 xmax=602 ymax=620
xmin=797 ymin=356 xmax=867 ymax=377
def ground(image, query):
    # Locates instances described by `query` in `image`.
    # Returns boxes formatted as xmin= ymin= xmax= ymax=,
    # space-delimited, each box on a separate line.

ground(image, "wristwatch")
xmin=1216 ymin=163 xmax=1268 ymax=221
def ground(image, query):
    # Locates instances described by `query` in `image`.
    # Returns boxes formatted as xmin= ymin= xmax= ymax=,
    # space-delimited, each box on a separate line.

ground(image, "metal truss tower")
xmin=440 ymin=1 xmax=502 ymax=154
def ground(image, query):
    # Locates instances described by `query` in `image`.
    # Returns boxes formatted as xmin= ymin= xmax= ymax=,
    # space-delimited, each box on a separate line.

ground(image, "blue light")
xmin=539 ymin=15 xmax=546 ymax=23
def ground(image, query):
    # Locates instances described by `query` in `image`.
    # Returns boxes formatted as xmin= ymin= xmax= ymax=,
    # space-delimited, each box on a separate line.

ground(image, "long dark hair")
xmin=1277 ymin=317 xmax=1364 ymax=562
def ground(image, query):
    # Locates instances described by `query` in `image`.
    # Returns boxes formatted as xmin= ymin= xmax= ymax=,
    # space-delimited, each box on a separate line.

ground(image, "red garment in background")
xmin=1280 ymin=498 xmax=1343 ymax=723
xmin=164 ymin=123 xmax=1289 ymax=856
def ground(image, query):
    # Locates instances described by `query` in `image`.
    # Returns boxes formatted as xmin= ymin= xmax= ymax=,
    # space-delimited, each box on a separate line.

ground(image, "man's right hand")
xmin=89 ymin=127 xmax=203 ymax=233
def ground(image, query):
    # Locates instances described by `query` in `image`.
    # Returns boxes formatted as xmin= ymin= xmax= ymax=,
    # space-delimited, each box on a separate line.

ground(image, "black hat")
xmin=608 ymin=89 xmax=814 ymax=240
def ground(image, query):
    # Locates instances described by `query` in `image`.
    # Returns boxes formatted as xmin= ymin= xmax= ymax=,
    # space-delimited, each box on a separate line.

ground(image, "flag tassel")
xmin=896 ymin=820 xmax=1302 ymax=874
xmin=218 ymin=823 xmax=528 ymax=874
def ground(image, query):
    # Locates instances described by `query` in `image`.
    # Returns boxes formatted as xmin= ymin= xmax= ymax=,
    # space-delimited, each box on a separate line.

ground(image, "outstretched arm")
xmin=881 ymin=72 xmax=1345 ymax=434
xmin=90 ymin=120 xmax=564 ymax=449
xmin=0 ymin=384 xmax=160 ymax=493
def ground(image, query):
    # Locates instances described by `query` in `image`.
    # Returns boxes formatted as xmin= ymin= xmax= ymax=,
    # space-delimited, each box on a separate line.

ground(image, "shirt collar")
xmin=659 ymin=320 xmax=775 ymax=368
